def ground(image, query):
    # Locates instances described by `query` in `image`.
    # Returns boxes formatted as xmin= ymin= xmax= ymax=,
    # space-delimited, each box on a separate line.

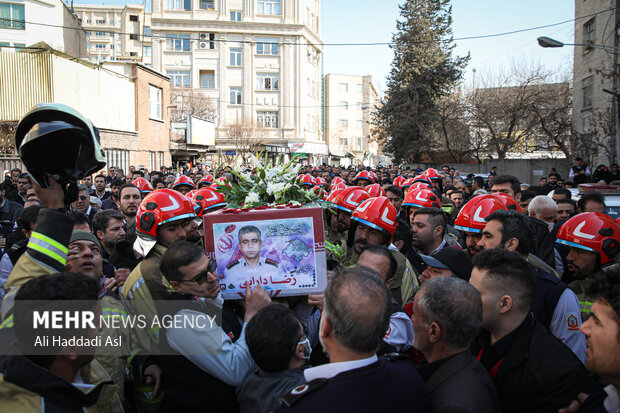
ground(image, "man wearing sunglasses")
xmin=159 ymin=241 xmax=271 ymax=412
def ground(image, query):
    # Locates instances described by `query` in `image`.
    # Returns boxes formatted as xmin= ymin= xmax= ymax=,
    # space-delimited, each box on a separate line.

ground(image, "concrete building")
xmin=148 ymin=0 xmax=324 ymax=165
xmin=0 ymin=0 xmax=86 ymax=58
xmin=0 ymin=44 xmax=171 ymax=173
xmin=572 ymin=0 xmax=620 ymax=165
xmin=73 ymin=3 xmax=152 ymax=65
xmin=324 ymin=74 xmax=379 ymax=166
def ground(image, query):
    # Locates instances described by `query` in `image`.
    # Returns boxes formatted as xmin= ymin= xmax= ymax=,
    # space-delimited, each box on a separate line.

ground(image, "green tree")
xmin=375 ymin=0 xmax=468 ymax=163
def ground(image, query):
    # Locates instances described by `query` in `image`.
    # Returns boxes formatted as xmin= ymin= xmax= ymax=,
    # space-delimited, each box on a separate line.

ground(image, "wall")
xmin=0 ymin=0 xmax=86 ymax=58
xmin=409 ymin=159 xmax=573 ymax=185
xmin=52 ymin=55 xmax=135 ymax=131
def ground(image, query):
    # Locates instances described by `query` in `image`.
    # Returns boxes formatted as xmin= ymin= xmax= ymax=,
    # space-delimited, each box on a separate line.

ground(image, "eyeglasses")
xmin=180 ymin=260 xmax=217 ymax=284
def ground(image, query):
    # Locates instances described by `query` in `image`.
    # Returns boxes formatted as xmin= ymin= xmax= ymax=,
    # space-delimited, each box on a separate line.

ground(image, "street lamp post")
xmin=537 ymin=36 xmax=620 ymax=163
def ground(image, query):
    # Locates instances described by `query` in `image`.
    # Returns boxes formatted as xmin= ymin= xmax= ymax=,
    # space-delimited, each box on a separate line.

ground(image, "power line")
xmin=0 ymin=7 xmax=614 ymax=47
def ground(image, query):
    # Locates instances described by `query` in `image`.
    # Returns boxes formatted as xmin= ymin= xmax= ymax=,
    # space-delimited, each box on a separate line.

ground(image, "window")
xmin=129 ymin=15 xmax=139 ymax=22
xmin=230 ymin=87 xmax=242 ymax=104
xmin=110 ymin=32 xmax=114 ymax=37
xmin=130 ymin=33 xmax=139 ymax=40
xmin=257 ymin=0 xmax=280 ymax=15
xmin=105 ymin=149 xmax=129 ymax=175
xmin=143 ymin=46 xmax=152 ymax=57
xmin=356 ymin=83 xmax=363 ymax=92
xmin=357 ymin=120 xmax=363 ymax=129
xmin=229 ymin=48 xmax=242 ymax=66
xmin=167 ymin=34 xmax=190 ymax=51
xmin=95 ymin=44 xmax=106 ymax=49
xmin=166 ymin=0 xmax=191 ymax=11
xmin=110 ymin=45 xmax=114 ymax=49
xmin=339 ymin=101 xmax=348 ymax=110
xmin=167 ymin=70 xmax=190 ymax=88
xmin=94 ymin=31 xmax=106 ymax=36
xmin=256 ymin=37 xmax=278 ymax=55
xmin=257 ymin=111 xmax=279 ymax=128
xmin=230 ymin=11 xmax=242 ymax=21
xmin=200 ymin=0 xmax=214 ymax=10
xmin=583 ymin=76 xmax=593 ymax=108
xmin=338 ymin=119 xmax=348 ymax=128
xmin=257 ymin=73 xmax=279 ymax=90
xmin=200 ymin=70 xmax=215 ymax=88
xmin=339 ymin=138 xmax=347 ymax=146
xmin=339 ymin=83 xmax=348 ymax=92
xmin=357 ymin=138 xmax=362 ymax=150
xmin=96 ymin=19 xmax=106 ymax=24
xmin=583 ymin=18 xmax=595 ymax=49
xmin=144 ymin=26 xmax=151 ymax=36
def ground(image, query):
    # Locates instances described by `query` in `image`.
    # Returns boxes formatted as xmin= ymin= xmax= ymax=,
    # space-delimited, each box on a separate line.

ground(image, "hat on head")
xmin=70 ymin=230 xmax=101 ymax=251
xmin=89 ymin=196 xmax=102 ymax=208
xmin=419 ymin=247 xmax=473 ymax=281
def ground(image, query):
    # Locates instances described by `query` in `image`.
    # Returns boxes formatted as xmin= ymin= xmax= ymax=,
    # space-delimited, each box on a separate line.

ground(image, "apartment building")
xmin=73 ymin=3 xmax=152 ymax=65
xmin=0 ymin=0 xmax=86 ymax=58
xmin=151 ymin=0 xmax=324 ymax=164
xmin=325 ymin=74 xmax=379 ymax=166
xmin=572 ymin=0 xmax=620 ymax=164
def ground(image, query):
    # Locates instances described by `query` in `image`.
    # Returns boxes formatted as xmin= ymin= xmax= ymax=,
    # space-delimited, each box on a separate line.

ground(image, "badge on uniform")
xmin=280 ymin=378 xmax=327 ymax=408
xmin=567 ymin=313 xmax=580 ymax=331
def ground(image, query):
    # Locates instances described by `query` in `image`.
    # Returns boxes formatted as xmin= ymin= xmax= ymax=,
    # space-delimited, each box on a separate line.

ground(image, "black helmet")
xmin=15 ymin=104 xmax=106 ymax=189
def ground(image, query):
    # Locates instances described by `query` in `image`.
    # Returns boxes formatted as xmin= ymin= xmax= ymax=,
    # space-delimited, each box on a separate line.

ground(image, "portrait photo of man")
xmin=223 ymin=225 xmax=285 ymax=288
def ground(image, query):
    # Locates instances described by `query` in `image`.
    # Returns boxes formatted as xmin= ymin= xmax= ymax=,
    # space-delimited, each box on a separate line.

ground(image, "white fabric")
xmin=303 ymin=355 xmax=378 ymax=382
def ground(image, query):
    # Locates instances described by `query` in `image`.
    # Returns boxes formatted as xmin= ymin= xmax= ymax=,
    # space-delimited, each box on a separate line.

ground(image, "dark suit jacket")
xmin=423 ymin=351 xmax=501 ymax=413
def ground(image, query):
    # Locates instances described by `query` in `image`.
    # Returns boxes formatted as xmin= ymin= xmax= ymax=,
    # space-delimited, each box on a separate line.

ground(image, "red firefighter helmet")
xmin=198 ymin=174 xmax=215 ymax=187
xmin=393 ymin=176 xmax=406 ymax=188
xmin=315 ymin=177 xmax=327 ymax=187
xmin=352 ymin=196 xmax=398 ymax=239
xmin=422 ymin=168 xmax=443 ymax=181
xmin=402 ymin=178 xmax=416 ymax=189
xmin=412 ymin=175 xmax=432 ymax=185
xmin=454 ymin=194 xmax=507 ymax=233
xmin=331 ymin=177 xmax=345 ymax=188
xmin=368 ymin=171 xmax=379 ymax=183
xmin=186 ymin=189 xmax=198 ymax=199
xmin=365 ymin=183 xmax=386 ymax=198
xmin=298 ymin=174 xmax=316 ymax=187
xmin=333 ymin=186 xmax=370 ymax=213
xmin=172 ymin=175 xmax=196 ymax=191
xmin=408 ymin=182 xmax=433 ymax=192
xmin=191 ymin=187 xmax=227 ymax=217
xmin=132 ymin=177 xmax=154 ymax=195
xmin=491 ymin=192 xmax=523 ymax=213
xmin=353 ymin=171 xmax=373 ymax=185
xmin=137 ymin=189 xmax=196 ymax=238
xmin=556 ymin=212 xmax=620 ymax=265
xmin=312 ymin=166 xmax=320 ymax=172
xmin=402 ymin=188 xmax=441 ymax=210
xmin=211 ymin=176 xmax=231 ymax=189
xmin=325 ymin=188 xmax=344 ymax=205
xmin=330 ymin=182 xmax=347 ymax=191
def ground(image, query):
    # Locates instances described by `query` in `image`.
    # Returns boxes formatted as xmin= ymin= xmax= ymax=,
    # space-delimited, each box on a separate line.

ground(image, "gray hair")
xmin=324 ymin=266 xmax=391 ymax=353
xmin=529 ymin=195 xmax=558 ymax=215
xmin=417 ymin=277 xmax=482 ymax=349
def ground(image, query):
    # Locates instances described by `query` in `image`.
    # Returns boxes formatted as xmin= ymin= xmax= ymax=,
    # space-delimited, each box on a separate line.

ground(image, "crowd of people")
xmin=0 ymin=157 xmax=618 ymax=413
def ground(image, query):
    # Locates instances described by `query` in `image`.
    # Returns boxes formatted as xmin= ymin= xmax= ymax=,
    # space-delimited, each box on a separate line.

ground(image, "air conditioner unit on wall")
xmin=200 ymin=33 xmax=209 ymax=40
xmin=199 ymin=41 xmax=207 ymax=49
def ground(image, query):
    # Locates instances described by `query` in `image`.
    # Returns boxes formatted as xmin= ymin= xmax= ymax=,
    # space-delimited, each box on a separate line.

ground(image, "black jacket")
xmin=528 ymin=216 xmax=556 ymax=269
xmin=472 ymin=314 xmax=594 ymax=413
xmin=420 ymin=351 xmax=501 ymax=413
